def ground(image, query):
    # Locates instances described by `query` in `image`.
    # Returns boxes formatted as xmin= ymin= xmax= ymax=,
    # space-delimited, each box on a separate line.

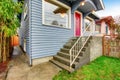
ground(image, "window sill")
xmin=42 ymin=24 xmax=71 ymax=30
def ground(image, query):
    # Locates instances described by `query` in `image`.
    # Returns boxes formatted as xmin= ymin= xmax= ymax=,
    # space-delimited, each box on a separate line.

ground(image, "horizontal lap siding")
xmin=31 ymin=0 xmax=74 ymax=59
xmin=19 ymin=0 xmax=30 ymax=55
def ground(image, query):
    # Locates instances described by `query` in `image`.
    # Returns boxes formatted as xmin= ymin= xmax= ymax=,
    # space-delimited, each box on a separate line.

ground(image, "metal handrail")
xmin=70 ymin=23 xmax=92 ymax=69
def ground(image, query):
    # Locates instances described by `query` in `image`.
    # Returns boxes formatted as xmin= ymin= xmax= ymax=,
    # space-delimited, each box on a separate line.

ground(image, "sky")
xmin=95 ymin=0 xmax=120 ymax=17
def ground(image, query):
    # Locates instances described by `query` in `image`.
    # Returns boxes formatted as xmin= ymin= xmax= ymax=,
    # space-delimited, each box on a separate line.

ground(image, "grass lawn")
xmin=53 ymin=56 xmax=120 ymax=80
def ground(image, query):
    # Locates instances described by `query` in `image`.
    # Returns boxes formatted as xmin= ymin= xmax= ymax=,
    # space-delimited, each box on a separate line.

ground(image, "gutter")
xmin=99 ymin=0 xmax=105 ymax=10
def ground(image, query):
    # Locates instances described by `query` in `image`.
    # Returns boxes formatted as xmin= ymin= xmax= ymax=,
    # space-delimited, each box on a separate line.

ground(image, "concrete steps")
xmin=50 ymin=36 xmax=92 ymax=72
xmin=50 ymin=60 xmax=74 ymax=72
xmin=57 ymin=52 xmax=81 ymax=62
xmin=53 ymin=55 xmax=78 ymax=68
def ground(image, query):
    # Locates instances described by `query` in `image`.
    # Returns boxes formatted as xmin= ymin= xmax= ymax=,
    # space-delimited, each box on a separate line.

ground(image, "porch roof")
xmin=67 ymin=0 xmax=105 ymax=15
xmin=88 ymin=13 xmax=100 ymax=20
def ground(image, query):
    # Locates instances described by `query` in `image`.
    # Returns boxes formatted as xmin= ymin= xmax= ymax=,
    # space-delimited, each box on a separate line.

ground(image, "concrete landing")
xmin=6 ymin=55 xmax=61 ymax=80
xmin=6 ymin=46 xmax=61 ymax=80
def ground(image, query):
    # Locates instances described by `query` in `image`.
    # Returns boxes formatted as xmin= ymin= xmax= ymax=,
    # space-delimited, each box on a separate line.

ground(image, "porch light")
xmin=80 ymin=1 xmax=85 ymax=6
xmin=53 ymin=7 xmax=67 ymax=18
xmin=60 ymin=13 xmax=66 ymax=18
xmin=92 ymin=10 xmax=95 ymax=14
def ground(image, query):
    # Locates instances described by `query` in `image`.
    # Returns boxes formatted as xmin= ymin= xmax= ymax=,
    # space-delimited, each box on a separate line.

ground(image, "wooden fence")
xmin=103 ymin=35 xmax=120 ymax=58
xmin=0 ymin=34 xmax=13 ymax=63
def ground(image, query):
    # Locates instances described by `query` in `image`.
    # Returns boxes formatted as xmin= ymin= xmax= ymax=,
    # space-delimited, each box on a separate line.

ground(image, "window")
xmin=95 ymin=24 xmax=101 ymax=32
xmin=106 ymin=26 xmax=108 ymax=34
xmin=24 ymin=3 xmax=28 ymax=20
xmin=84 ymin=18 xmax=92 ymax=31
xmin=42 ymin=0 xmax=71 ymax=28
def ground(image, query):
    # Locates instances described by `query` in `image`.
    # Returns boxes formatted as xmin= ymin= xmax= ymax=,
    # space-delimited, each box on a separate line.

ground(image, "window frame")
xmin=95 ymin=24 xmax=101 ymax=32
xmin=42 ymin=0 xmax=71 ymax=29
xmin=24 ymin=3 xmax=28 ymax=21
xmin=84 ymin=16 xmax=95 ymax=33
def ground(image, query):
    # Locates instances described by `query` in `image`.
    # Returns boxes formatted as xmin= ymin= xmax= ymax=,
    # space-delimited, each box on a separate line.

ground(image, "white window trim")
xmin=24 ymin=3 xmax=28 ymax=20
xmin=42 ymin=0 xmax=71 ymax=29
xmin=84 ymin=16 xmax=95 ymax=33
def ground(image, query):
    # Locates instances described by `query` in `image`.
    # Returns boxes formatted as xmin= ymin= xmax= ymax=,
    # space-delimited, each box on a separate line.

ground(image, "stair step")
xmin=66 ymin=41 xmax=76 ymax=45
xmin=63 ymin=44 xmax=72 ymax=49
xmin=57 ymin=52 xmax=81 ymax=62
xmin=64 ymin=44 xmax=82 ymax=49
xmin=68 ymin=39 xmax=77 ymax=42
xmin=65 ymin=42 xmax=75 ymax=46
xmin=60 ymin=48 xmax=70 ymax=53
xmin=71 ymin=37 xmax=79 ymax=40
xmin=50 ymin=59 xmax=74 ymax=72
xmin=53 ymin=55 xmax=78 ymax=68
xmin=82 ymin=47 xmax=87 ymax=51
xmin=79 ymin=51 xmax=85 ymax=56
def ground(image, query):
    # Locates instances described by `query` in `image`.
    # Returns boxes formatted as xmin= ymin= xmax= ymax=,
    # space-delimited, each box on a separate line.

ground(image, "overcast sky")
xmin=95 ymin=0 xmax=120 ymax=17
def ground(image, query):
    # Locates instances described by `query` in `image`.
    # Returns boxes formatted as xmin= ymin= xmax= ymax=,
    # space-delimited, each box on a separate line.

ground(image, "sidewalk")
xmin=5 ymin=46 xmax=61 ymax=80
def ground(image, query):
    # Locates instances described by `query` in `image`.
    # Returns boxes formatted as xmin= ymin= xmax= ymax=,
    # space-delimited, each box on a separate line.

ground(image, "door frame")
xmin=74 ymin=11 xmax=83 ymax=37
xmin=84 ymin=16 xmax=95 ymax=34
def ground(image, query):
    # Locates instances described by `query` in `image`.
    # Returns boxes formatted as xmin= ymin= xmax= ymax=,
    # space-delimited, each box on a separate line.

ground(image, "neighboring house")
xmin=19 ymin=0 xmax=105 ymax=72
xmin=96 ymin=16 xmax=114 ymax=36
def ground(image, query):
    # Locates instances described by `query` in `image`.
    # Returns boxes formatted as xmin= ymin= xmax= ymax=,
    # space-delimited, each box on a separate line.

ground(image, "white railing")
xmin=70 ymin=23 xmax=93 ymax=69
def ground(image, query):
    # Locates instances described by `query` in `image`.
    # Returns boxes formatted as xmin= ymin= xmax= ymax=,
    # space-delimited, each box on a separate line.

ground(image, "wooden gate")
xmin=103 ymin=35 xmax=120 ymax=58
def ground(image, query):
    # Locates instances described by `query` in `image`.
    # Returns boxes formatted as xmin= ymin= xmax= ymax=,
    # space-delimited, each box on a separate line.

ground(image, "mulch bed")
xmin=0 ymin=61 xmax=9 ymax=80
xmin=0 ymin=62 xmax=8 ymax=74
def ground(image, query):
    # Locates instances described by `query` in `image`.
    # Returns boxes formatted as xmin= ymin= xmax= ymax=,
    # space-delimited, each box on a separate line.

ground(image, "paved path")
xmin=6 ymin=47 xmax=61 ymax=80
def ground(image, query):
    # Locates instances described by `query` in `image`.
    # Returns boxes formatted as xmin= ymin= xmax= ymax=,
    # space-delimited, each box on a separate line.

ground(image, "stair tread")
xmin=60 ymin=48 xmax=70 ymax=53
xmin=64 ymin=44 xmax=72 ymax=47
xmin=54 ymin=55 xmax=79 ymax=65
xmin=58 ymin=52 xmax=82 ymax=59
xmin=50 ymin=59 xmax=74 ymax=72
xmin=61 ymin=48 xmax=70 ymax=50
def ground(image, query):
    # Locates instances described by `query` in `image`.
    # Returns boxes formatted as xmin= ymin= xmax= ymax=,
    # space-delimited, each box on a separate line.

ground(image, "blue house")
xmin=19 ymin=0 xmax=105 ymax=72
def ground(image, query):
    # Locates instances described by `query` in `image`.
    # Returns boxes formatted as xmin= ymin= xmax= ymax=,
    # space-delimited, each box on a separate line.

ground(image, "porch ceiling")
xmin=78 ymin=1 xmax=96 ymax=14
xmin=67 ymin=0 xmax=105 ymax=14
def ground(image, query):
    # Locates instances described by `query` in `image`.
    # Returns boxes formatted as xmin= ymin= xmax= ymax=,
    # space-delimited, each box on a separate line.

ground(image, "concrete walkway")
xmin=6 ymin=47 xmax=61 ymax=80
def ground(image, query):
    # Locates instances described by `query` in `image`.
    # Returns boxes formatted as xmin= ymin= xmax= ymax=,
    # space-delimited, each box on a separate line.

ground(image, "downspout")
xmin=82 ymin=14 xmax=85 ymax=35
xmin=29 ymin=0 xmax=32 ymax=66
xmin=71 ymin=12 xmax=74 ymax=36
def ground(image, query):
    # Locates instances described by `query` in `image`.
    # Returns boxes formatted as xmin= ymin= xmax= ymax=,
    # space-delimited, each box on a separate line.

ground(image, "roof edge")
xmin=99 ymin=0 xmax=105 ymax=10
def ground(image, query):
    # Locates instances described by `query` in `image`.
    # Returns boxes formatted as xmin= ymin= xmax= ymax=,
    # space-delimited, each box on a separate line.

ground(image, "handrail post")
xmin=70 ymin=50 xmax=71 ymax=69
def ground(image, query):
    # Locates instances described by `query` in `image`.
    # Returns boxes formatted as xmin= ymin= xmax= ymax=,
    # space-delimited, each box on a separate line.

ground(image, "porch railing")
xmin=69 ymin=23 xmax=93 ymax=69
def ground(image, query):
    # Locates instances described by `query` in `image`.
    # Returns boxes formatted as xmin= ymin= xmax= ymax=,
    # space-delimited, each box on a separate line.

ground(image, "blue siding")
xmin=30 ymin=0 xmax=74 ymax=59
xmin=19 ymin=0 xmax=86 ymax=65
xmin=19 ymin=0 xmax=30 ymax=55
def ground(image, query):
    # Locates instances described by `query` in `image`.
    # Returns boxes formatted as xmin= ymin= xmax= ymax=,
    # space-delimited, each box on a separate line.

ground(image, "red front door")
xmin=75 ymin=12 xmax=81 ymax=37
